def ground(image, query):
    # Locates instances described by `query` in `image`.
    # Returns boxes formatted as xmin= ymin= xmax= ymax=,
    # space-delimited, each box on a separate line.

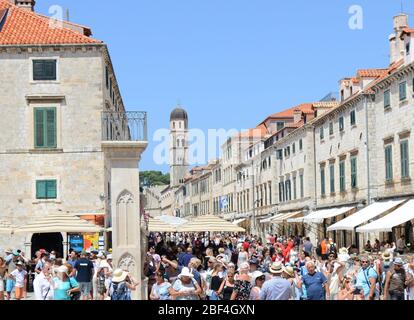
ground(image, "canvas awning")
xmin=156 ymin=215 xmax=188 ymax=226
xmin=302 ymin=206 xmax=355 ymax=224
xmin=232 ymin=218 xmax=246 ymax=225
xmin=272 ymin=211 xmax=302 ymax=223
xmin=14 ymin=213 xmax=104 ymax=234
xmin=327 ymin=199 xmax=405 ymax=231
xmin=148 ymin=218 xmax=178 ymax=232
xmin=178 ymin=215 xmax=245 ymax=232
xmin=260 ymin=216 xmax=276 ymax=224
xmin=356 ymin=199 xmax=414 ymax=233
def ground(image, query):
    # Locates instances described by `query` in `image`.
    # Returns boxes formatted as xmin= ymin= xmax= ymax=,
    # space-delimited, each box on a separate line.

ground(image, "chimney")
xmin=390 ymin=14 xmax=408 ymax=64
xmin=293 ymin=109 xmax=302 ymax=124
xmin=14 ymin=0 xmax=36 ymax=11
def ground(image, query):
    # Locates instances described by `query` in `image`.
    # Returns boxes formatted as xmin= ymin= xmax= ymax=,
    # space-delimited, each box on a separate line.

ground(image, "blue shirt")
xmin=356 ymin=267 xmax=378 ymax=298
xmin=179 ymin=253 xmax=193 ymax=267
xmin=152 ymin=282 xmax=172 ymax=300
xmin=53 ymin=277 xmax=79 ymax=300
xmin=259 ymin=276 xmax=292 ymax=300
xmin=302 ymin=272 xmax=327 ymax=300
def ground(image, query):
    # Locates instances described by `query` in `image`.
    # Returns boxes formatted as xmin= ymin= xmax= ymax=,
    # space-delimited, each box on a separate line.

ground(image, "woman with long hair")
xmin=217 ymin=270 xmax=235 ymax=300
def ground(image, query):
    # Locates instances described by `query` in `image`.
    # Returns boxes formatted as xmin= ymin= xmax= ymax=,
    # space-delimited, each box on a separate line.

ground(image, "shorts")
xmin=15 ymin=287 xmax=24 ymax=299
xmin=79 ymin=282 xmax=92 ymax=296
xmin=6 ymin=279 xmax=15 ymax=293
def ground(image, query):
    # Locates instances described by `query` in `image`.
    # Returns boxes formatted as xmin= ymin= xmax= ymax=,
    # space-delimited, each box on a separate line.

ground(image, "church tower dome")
xmin=169 ymin=105 xmax=189 ymax=187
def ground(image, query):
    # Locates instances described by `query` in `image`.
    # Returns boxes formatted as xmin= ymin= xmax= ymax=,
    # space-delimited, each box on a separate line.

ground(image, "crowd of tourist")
xmin=145 ymin=232 xmax=414 ymax=301
xmin=0 ymin=248 xmax=138 ymax=300
xmin=1 ymin=232 xmax=413 ymax=301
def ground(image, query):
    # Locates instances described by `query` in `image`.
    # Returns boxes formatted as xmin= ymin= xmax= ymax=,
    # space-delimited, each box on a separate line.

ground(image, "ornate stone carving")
xmin=117 ymin=191 xmax=134 ymax=204
xmin=118 ymin=253 xmax=136 ymax=273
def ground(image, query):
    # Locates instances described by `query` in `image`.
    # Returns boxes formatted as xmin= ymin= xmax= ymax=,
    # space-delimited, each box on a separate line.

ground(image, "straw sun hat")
xmin=112 ymin=268 xmax=129 ymax=282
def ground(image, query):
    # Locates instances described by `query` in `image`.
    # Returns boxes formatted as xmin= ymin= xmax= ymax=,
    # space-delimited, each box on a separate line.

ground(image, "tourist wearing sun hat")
xmin=168 ymin=267 xmax=202 ymax=300
xmin=107 ymin=268 xmax=139 ymax=300
xmin=249 ymin=270 xmax=265 ymax=300
xmin=51 ymin=265 xmax=80 ymax=300
xmin=259 ymin=262 xmax=291 ymax=300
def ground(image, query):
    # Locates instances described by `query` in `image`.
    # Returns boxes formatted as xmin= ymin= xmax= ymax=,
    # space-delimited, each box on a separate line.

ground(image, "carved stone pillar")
xmin=102 ymin=141 xmax=148 ymax=300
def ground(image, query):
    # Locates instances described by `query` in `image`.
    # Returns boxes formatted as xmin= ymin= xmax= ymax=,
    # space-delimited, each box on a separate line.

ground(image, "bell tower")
xmin=169 ymin=106 xmax=189 ymax=187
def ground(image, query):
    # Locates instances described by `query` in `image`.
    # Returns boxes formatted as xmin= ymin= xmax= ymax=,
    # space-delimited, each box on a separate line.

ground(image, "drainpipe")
xmin=360 ymin=94 xmax=371 ymax=250
xmin=364 ymin=95 xmax=371 ymax=205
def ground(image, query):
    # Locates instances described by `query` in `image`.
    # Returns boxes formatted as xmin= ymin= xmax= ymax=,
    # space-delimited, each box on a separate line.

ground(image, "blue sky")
xmin=37 ymin=0 xmax=414 ymax=172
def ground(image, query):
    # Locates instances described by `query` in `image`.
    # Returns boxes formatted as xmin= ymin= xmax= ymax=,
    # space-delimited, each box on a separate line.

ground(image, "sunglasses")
xmin=361 ymin=261 xmax=369 ymax=264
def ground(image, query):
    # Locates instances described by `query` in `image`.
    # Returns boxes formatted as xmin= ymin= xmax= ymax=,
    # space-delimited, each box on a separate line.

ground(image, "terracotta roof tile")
xmin=0 ymin=0 xmax=101 ymax=45
xmin=237 ymin=123 xmax=269 ymax=139
xmin=357 ymin=69 xmax=389 ymax=78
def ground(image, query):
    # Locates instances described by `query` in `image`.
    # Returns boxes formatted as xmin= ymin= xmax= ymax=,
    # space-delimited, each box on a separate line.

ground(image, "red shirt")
xmin=243 ymin=241 xmax=250 ymax=251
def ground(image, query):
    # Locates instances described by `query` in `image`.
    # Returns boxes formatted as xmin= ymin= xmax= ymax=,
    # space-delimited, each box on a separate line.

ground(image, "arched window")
xmin=177 ymin=139 xmax=180 ymax=147
xmin=173 ymin=122 xmax=176 ymax=129
xmin=181 ymin=139 xmax=185 ymax=147
xmin=179 ymin=122 xmax=182 ymax=129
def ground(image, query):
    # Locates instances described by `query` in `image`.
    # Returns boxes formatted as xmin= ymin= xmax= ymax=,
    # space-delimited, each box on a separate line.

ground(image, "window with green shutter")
xmin=385 ymin=145 xmax=393 ymax=181
xmin=351 ymin=157 xmax=357 ymax=188
xmin=339 ymin=160 xmax=346 ymax=192
xmin=399 ymin=81 xmax=407 ymax=101
xmin=300 ymin=174 xmax=304 ymax=198
xmin=329 ymin=122 xmax=334 ymax=135
xmin=384 ymin=89 xmax=391 ymax=108
xmin=299 ymin=139 xmax=303 ymax=151
xmin=320 ymin=127 xmax=324 ymax=140
xmin=320 ymin=168 xmax=326 ymax=196
xmin=329 ymin=164 xmax=335 ymax=193
xmin=339 ymin=116 xmax=344 ymax=132
xmin=293 ymin=176 xmax=297 ymax=200
xmin=350 ymin=110 xmax=356 ymax=126
xmin=36 ymin=180 xmax=57 ymax=199
xmin=34 ymin=108 xmax=57 ymax=148
xmin=292 ymin=143 xmax=296 ymax=154
xmin=401 ymin=140 xmax=410 ymax=178
xmin=33 ymin=60 xmax=57 ymax=81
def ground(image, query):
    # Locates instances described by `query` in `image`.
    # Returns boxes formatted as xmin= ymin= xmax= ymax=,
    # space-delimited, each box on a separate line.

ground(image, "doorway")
xmin=31 ymin=233 xmax=63 ymax=258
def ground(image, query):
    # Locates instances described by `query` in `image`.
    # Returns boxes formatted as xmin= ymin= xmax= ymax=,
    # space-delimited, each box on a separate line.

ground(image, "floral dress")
xmin=233 ymin=280 xmax=252 ymax=300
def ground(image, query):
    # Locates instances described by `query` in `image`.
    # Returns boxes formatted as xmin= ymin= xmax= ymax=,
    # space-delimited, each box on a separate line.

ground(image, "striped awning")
xmin=178 ymin=215 xmax=245 ymax=232
xmin=272 ymin=211 xmax=303 ymax=223
xmin=148 ymin=218 xmax=178 ymax=232
xmin=13 ymin=213 xmax=104 ymax=234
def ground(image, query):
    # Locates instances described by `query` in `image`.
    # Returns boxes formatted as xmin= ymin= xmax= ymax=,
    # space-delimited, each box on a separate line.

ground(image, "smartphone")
xmin=353 ymin=287 xmax=362 ymax=295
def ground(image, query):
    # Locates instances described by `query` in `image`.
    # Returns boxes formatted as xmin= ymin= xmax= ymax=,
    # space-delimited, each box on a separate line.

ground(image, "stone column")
xmin=103 ymin=141 xmax=148 ymax=300
xmin=61 ymin=232 xmax=68 ymax=259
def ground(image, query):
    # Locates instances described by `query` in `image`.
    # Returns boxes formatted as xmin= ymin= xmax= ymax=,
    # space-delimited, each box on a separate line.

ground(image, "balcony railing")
xmin=102 ymin=111 xmax=147 ymax=142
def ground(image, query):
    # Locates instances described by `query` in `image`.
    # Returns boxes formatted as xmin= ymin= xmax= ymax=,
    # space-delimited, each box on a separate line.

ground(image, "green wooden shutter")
xmin=34 ymin=109 xmax=45 ymax=147
xmin=401 ymin=141 xmax=410 ymax=178
xmin=384 ymin=90 xmax=390 ymax=108
xmin=385 ymin=146 xmax=393 ymax=181
xmin=399 ymin=82 xmax=407 ymax=101
xmin=36 ymin=181 xmax=46 ymax=199
xmin=46 ymin=108 xmax=56 ymax=148
xmin=351 ymin=157 xmax=357 ymax=188
xmin=320 ymin=168 xmax=325 ymax=196
xmin=330 ymin=164 xmax=335 ymax=193
xmin=46 ymin=180 xmax=57 ymax=199
xmin=339 ymin=161 xmax=345 ymax=192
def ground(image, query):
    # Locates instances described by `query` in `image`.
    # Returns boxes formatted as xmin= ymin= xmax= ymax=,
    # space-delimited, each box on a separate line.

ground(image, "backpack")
xmin=110 ymin=281 xmax=131 ymax=300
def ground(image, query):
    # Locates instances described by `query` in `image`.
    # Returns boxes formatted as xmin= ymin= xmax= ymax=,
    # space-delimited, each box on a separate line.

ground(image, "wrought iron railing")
xmin=102 ymin=111 xmax=147 ymax=142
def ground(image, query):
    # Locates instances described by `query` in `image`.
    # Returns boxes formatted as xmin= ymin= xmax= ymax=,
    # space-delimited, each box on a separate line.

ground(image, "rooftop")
xmin=0 ymin=0 xmax=101 ymax=45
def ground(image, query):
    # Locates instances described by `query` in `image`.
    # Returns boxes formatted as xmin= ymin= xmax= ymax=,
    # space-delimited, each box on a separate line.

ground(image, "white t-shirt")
xmin=33 ymin=272 xmax=53 ymax=300
xmin=11 ymin=269 xmax=27 ymax=288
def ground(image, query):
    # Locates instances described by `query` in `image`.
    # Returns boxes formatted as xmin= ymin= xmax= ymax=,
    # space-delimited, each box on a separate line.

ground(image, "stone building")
xmin=0 ymin=0 xmax=148 ymax=297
